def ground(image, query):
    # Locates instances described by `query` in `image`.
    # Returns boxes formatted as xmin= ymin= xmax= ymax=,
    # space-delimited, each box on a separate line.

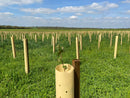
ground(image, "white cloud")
xmin=22 ymin=16 xmax=42 ymax=20
xmin=106 ymin=3 xmax=119 ymax=8
xmin=0 ymin=0 xmax=42 ymax=6
xmin=89 ymin=3 xmax=102 ymax=10
xmin=88 ymin=2 xmax=118 ymax=11
xmin=69 ymin=16 xmax=78 ymax=19
xmin=21 ymin=8 xmax=56 ymax=14
xmin=57 ymin=2 xmax=118 ymax=13
xmin=116 ymin=16 xmax=121 ymax=19
xmin=122 ymin=0 xmax=130 ymax=3
xmin=75 ymin=13 xmax=82 ymax=16
xmin=87 ymin=11 xmax=95 ymax=14
xmin=0 ymin=14 xmax=130 ymax=28
xmin=126 ymin=10 xmax=130 ymax=14
xmin=51 ymin=17 xmax=61 ymax=20
xmin=103 ymin=17 xmax=113 ymax=19
xmin=20 ymin=1 xmax=118 ymax=14
xmin=57 ymin=6 xmax=85 ymax=13
xmin=0 ymin=12 xmax=13 ymax=17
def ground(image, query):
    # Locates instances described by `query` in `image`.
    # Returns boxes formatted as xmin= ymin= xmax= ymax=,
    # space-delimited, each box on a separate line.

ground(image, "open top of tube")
xmin=56 ymin=64 xmax=74 ymax=72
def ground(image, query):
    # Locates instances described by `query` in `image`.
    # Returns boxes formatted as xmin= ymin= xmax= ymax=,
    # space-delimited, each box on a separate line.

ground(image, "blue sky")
xmin=0 ymin=0 xmax=130 ymax=28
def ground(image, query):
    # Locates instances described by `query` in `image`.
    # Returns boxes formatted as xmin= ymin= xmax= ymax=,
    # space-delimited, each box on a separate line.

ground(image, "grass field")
xmin=0 ymin=29 xmax=130 ymax=98
xmin=0 ymin=28 xmax=130 ymax=32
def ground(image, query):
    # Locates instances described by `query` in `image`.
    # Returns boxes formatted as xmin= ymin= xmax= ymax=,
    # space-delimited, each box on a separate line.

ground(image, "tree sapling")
xmin=56 ymin=45 xmax=67 ymax=71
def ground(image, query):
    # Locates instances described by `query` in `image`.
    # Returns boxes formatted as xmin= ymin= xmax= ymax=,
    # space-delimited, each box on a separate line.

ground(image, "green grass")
xmin=0 ymin=31 xmax=130 ymax=98
xmin=0 ymin=28 xmax=130 ymax=32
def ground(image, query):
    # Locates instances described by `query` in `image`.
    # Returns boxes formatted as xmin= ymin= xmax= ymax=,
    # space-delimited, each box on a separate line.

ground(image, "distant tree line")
xmin=0 ymin=25 xmax=31 ymax=29
xmin=0 ymin=25 xmax=130 ymax=30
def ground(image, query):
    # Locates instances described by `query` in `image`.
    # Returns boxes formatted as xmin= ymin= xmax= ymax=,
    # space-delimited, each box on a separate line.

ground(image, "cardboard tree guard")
xmin=55 ymin=64 xmax=74 ymax=98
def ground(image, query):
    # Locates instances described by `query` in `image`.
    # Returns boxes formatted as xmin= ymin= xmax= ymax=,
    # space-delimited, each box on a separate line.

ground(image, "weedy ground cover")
xmin=0 ymin=31 xmax=130 ymax=98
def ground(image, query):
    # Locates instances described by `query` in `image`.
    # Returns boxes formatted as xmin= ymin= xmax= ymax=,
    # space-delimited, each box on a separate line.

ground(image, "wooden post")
xmin=35 ymin=34 xmax=37 ymax=42
xmin=110 ymin=33 xmax=112 ymax=47
xmin=42 ymin=33 xmax=44 ymax=42
xmin=47 ymin=34 xmax=49 ymax=39
xmin=88 ymin=32 xmax=92 ymax=42
xmin=72 ymin=59 xmax=80 ymax=98
xmin=23 ymin=39 xmax=29 ymax=74
xmin=1 ymin=34 xmax=3 ymax=43
xmin=76 ymin=36 xmax=79 ymax=59
xmin=80 ymin=35 xmax=82 ymax=50
xmin=19 ymin=34 xmax=22 ymax=40
xmin=52 ymin=35 xmax=55 ymax=53
xmin=98 ymin=34 xmax=101 ymax=49
xmin=4 ymin=34 xmax=6 ymax=40
xmin=16 ymin=34 xmax=18 ymax=40
xmin=11 ymin=35 xmax=16 ymax=58
xmin=37 ymin=33 xmax=40 ymax=38
xmin=114 ymin=36 xmax=118 ymax=59
xmin=121 ymin=34 xmax=122 ymax=45
xmin=23 ymin=33 xmax=25 ymax=39
xmin=56 ymin=33 xmax=58 ymax=44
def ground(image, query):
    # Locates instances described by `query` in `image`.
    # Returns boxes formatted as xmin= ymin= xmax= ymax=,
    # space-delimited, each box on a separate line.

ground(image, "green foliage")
xmin=56 ymin=44 xmax=68 ymax=71
xmin=56 ymin=45 xmax=64 ymax=64
xmin=0 ymin=31 xmax=130 ymax=98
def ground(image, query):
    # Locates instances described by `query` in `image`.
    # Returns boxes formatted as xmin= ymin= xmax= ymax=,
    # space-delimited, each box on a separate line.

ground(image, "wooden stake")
xmin=56 ymin=33 xmax=58 ymax=44
xmin=19 ymin=34 xmax=21 ymax=40
xmin=114 ymin=36 xmax=118 ymax=59
xmin=72 ymin=59 xmax=80 ymax=98
xmin=35 ymin=34 xmax=37 ymax=42
xmin=80 ymin=35 xmax=82 ymax=50
xmin=98 ymin=34 xmax=101 ymax=49
xmin=42 ymin=33 xmax=45 ymax=42
xmin=52 ymin=35 xmax=55 ymax=53
xmin=121 ymin=34 xmax=122 ymax=45
xmin=42 ymin=33 xmax=44 ymax=42
xmin=30 ymin=32 xmax=32 ymax=40
xmin=37 ymin=33 xmax=40 ymax=38
xmin=11 ymin=35 xmax=16 ymax=58
xmin=1 ymin=34 xmax=3 ymax=43
xmin=24 ymin=34 xmax=26 ymax=39
xmin=88 ymin=32 xmax=92 ymax=42
xmin=47 ymin=34 xmax=49 ymax=39
xmin=23 ymin=39 xmax=29 ymax=74
xmin=4 ymin=34 xmax=6 ymax=40
xmin=16 ymin=34 xmax=18 ymax=40
xmin=76 ymin=36 xmax=79 ymax=59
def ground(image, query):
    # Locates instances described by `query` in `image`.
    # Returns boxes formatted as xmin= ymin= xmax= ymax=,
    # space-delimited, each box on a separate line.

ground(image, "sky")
xmin=0 ymin=0 xmax=130 ymax=28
